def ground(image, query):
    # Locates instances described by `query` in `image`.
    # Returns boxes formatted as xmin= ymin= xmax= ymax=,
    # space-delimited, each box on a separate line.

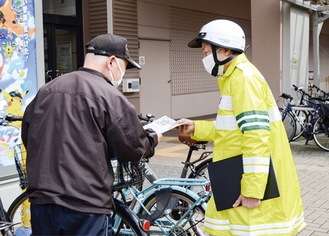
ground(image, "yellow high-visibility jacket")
xmin=191 ymin=53 xmax=306 ymax=235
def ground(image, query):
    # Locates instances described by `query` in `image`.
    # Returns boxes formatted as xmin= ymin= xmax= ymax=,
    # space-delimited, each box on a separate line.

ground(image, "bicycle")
xmin=279 ymin=85 xmax=323 ymax=141
xmin=7 ymin=162 xmax=149 ymax=236
xmin=112 ymin=158 xmax=211 ymax=235
xmin=0 ymin=114 xmax=26 ymax=236
xmin=107 ymin=115 xmax=214 ymax=235
xmin=280 ymin=91 xmax=329 ymax=151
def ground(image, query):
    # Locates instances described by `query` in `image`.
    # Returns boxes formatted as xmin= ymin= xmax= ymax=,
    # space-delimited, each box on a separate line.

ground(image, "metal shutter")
xmin=113 ymin=0 xmax=139 ymax=80
xmin=170 ymin=7 xmax=218 ymax=96
xmin=169 ymin=7 xmax=251 ymax=96
xmin=85 ymin=0 xmax=108 ymax=40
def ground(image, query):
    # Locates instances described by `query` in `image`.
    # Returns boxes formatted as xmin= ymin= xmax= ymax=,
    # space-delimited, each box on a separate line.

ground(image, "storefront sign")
xmin=0 ymin=0 xmax=37 ymax=177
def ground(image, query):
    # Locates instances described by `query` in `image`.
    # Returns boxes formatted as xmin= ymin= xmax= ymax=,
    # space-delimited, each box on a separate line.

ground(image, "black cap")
xmin=86 ymin=33 xmax=141 ymax=70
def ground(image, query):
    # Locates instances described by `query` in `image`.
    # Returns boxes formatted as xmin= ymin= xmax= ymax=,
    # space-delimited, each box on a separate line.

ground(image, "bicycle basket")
xmin=111 ymin=160 xmax=146 ymax=192
xmin=13 ymin=144 xmax=28 ymax=190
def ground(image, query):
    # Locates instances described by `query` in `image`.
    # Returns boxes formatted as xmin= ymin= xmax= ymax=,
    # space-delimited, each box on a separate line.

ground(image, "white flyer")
xmin=143 ymin=116 xmax=185 ymax=134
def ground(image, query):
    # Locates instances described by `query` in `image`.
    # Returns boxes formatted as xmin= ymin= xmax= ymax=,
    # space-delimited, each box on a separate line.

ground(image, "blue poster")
xmin=0 ymin=0 xmax=37 ymax=168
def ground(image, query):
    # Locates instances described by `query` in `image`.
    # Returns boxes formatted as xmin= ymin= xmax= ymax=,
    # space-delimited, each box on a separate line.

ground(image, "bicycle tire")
xmin=188 ymin=158 xmax=211 ymax=179
xmin=313 ymin=116 xmax=329 ymax=151
xmin=138 ymin=188 xmax=206 ymax=235
xmin=0 ymin=199 xmax=14 ymax=236
xmin=187 ymin=158 xmax=211 ymax=197
xmin=113 ymin=199 xmax=148 ymax=236
xmin=292 ymin=110 xmax=309 ymax=141
xmin=280 ymin=108 xmax=296 ymax=142
xmin=7 ymin=192 xmax=29 ymax=232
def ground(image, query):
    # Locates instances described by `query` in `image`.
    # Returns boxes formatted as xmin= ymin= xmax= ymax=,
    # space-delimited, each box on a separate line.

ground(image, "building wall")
xmin=137 ymin=0 xmax=254 ymax=119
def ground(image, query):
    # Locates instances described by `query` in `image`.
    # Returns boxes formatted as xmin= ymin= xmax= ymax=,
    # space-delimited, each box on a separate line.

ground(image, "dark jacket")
xmin=22 ymin=67 xmax=158 ymax=214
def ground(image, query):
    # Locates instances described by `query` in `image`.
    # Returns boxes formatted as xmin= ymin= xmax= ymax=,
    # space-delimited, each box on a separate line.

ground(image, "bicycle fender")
xmin=113 ymin=199 xmax=148 ymax=236
xmin=137 ymin=186 xmax=207 ymax=213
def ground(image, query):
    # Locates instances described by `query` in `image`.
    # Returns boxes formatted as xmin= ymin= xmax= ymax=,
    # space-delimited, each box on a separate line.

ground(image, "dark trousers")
xmin=30 ymin=203 xmax=113 ymax=236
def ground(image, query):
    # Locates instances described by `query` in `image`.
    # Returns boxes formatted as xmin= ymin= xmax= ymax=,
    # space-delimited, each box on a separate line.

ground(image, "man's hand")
xmin=176 ymin=118 xmax=195 ymax=134
xmin=156 ymin=133 xmax=163 ymax=143
xmin=233 ymin=195 xmax=261 ymax=209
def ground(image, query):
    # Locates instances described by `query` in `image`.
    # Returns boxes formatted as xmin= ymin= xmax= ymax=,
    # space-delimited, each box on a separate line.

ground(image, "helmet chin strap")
xmin=211 ymin=44 xmax=236 ymax=76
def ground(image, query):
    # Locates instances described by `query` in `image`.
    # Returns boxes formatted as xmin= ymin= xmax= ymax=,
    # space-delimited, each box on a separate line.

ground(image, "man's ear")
xmin=106 ymin=56 xmax=115 ymax=69
xmin=224 ymin=49 xmax=232 ymax=56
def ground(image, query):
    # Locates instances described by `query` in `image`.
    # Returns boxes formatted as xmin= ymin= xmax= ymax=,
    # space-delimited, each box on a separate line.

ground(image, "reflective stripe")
xmin=240 ymin=122 xmax=270 ymax=130
xmin=219 ymin=95 xmax=233 ymax=110
xmin=243 ymin=157 xmax=269 ymax=165
xmin=204 ymin=217 xmax=231 ymax=230
xmin=236 ymin=111 xmax=270 ymax=133
xmin=215 ymin=115 xmax=238 ymax=130
xmin=236 ymin=114 xmax=270 ymax=124
xmin=268 ymin=106 xmax=281 ymax=122
xmin=205 ymin=212 xmax=305 ymax=235
xmin=243 ymin=165 xmax=269 ymax=173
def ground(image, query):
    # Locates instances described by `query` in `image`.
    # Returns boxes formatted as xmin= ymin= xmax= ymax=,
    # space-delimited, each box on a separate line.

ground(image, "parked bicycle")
xmin=107 ymin=114 xmax=214 ymax=235
xmin=280 ymin=88 xmax=329 ymax=151
xmin=112 ymin=157 xmax=211 ymax=235
xmin=0 ymin=114 xmax=25 ymax=236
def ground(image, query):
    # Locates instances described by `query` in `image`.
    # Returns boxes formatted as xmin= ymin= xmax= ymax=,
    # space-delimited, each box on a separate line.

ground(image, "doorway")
xmin=139 ymin=40 xmax=172 ymax=118
xmin=44 ymin=25 xmax=83 ymax=82
xmin=43 ymin=0 xmax=83 ymax=83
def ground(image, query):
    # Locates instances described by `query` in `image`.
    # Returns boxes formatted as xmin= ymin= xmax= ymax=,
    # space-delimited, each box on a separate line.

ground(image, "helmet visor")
xmin=188 ymin=32 xmax=207 ymax=48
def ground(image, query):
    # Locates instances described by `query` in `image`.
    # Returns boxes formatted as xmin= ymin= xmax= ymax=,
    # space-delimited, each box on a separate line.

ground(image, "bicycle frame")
xmin=283 ymin=102 xmax=318 ymax=136
xmin=116 ymin=178 xmax=210 ymax=235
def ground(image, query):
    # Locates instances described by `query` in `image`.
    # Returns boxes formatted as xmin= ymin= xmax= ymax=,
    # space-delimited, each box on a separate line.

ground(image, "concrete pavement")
xmin=148 ymin=130 xmax=329 ymax=236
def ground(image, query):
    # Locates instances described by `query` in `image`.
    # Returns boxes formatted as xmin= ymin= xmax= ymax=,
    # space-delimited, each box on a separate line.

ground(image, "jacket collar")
xmin=78 ymin=67 xmax=112 ymax=85
xmin=221 ymin=53 xmax=248 ymax=79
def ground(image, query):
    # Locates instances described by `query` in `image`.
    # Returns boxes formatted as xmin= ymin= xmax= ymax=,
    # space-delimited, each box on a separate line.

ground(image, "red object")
xmin=206 ymin=183 xmax=211 ymax=192
xmin=140 ymin=220 xmax=150 ymax=231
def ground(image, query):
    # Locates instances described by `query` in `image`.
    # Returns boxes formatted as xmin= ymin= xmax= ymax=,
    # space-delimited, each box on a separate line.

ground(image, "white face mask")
xmin=109 ymin=58 xmax=125 ymax=88
xmin=202 ymin=53 xmax=224 ymax=77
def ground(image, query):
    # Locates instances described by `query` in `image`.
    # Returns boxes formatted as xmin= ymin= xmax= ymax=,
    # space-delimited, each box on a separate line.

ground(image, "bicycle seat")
xmin=178 ymin=133 xmax=208 ymax=146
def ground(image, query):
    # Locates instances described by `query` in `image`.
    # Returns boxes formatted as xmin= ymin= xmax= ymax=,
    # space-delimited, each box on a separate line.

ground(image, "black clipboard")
xmin=208 ymin=155 xmax=280 ymax=211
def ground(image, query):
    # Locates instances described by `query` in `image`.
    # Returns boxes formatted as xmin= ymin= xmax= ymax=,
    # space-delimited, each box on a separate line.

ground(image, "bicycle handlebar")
xmin=280 ymin=93 xmax=293 ymax=101
xmin=0 ymin=114 xmax=23 ymax=126
xmin=4 ymin=114 xmax=23 ymax=122
xmin=138 ymin=113 xmax=155 ymax=124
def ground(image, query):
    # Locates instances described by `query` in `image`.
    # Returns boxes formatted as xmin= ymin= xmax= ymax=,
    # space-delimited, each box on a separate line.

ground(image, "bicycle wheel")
xmin=188 ymin=158 xmax=211 ymax=198
xmin=6 ymin=192 xmax=29 ymax=235
xmin=280 ymin=108 xmax=296 ymax=142
xmin=188 ymin=158 xmax=211 ymax=180
xmin=292 ymin=110 xmax=309 ymax=141
xmin=138 ymin=188 xmax=206 ymax=235
xmin=313 ymin=116 xmax=329 ymax=151
xmin=112 ymin=199 xmax=148 ymax=236
xmin=0 ymin=199 xmax=14 ymax=236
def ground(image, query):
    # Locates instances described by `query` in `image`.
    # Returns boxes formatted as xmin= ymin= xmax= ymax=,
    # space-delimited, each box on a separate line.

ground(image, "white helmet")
xmin=188 ymin=19 xmax=246 ymax=53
